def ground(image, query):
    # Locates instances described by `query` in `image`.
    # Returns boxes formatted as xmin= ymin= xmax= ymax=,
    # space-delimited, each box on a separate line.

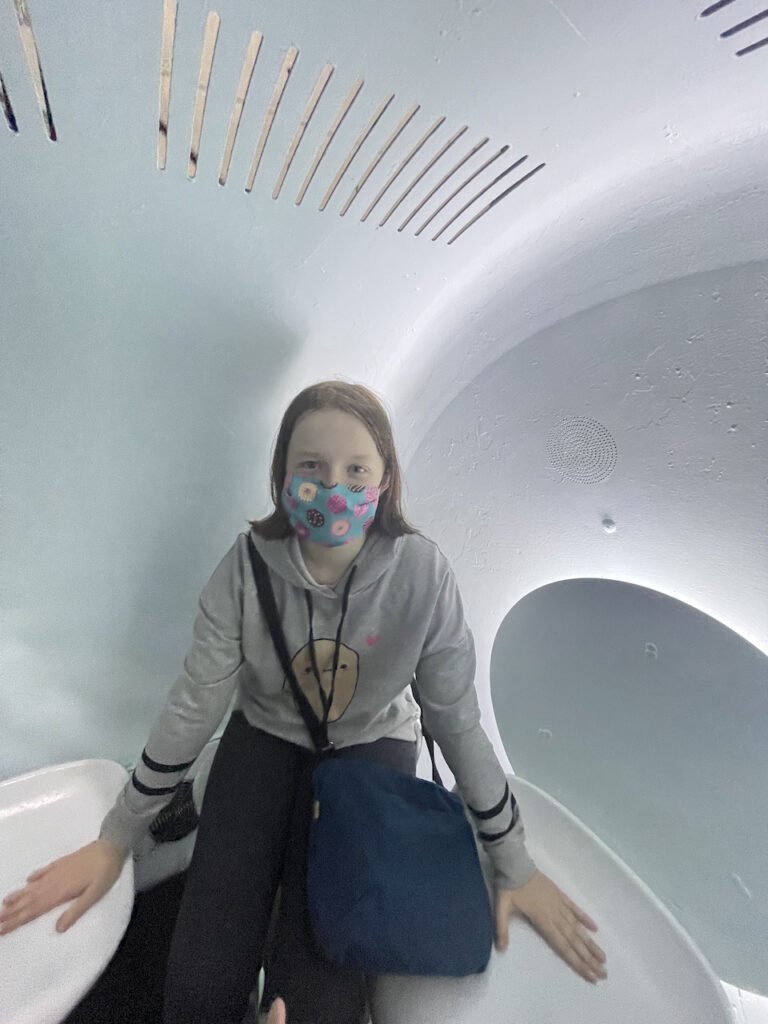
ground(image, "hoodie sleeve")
xmin=99 ymin=537 xmax=247 ymax=853
xmin=414 ymin=561 xmax=538 ymax=892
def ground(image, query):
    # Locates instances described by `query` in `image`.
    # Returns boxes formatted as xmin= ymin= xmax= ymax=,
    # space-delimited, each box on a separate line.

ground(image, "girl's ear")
xmin=379 ymin=471 xmax=391 ymax=495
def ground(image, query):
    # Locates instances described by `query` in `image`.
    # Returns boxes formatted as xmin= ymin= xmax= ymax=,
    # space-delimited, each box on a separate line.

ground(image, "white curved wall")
xmin=1 ymin=0 xmax=767 ymax=1011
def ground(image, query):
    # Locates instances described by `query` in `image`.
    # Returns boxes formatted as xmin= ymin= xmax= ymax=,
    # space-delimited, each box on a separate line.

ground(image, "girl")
xmin=0 ymin=381 xmax=607 ymax=1024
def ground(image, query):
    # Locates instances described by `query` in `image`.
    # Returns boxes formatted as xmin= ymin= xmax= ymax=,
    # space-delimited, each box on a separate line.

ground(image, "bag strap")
xmin=410 ymin=677 xmax=444 ymax=788
xmin=247 ymin=534 xmax=332 ymax=755
xmin=246 ymin=533 xmax=445 ymax=787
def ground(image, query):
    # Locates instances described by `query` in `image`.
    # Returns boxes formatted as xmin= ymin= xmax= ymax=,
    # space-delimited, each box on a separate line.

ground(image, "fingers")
xmin=494 ymin=889 xmax=519 ymax=952
xmin=0 ymin=893 xmax=50 ymax=935
xmin=0 ymin=875 xmax=82 ymax=935
xmin=27 ymin=863 xmax=54 ymax=883
xmin=565 ymin=895 xmax=598 ymax=932
xmin=550 ymin=913 xmax=607 ymax=983
xmin=568 ymin=930 xmax=607 ymax=982
xmin=521 ymin=901 xmax=606 ymax=983
xmin=56 ymin=886 xmax=96 ymax=932
xmin=0 ymin=888 xmax=34 ymax=932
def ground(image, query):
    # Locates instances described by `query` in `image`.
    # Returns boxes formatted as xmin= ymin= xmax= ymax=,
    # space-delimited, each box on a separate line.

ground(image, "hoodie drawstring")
xmin=304 ymin=565 xmax=357 ymax=728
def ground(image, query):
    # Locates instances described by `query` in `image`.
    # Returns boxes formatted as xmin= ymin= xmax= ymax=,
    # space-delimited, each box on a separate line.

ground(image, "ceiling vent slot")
xmin=360 ymin=115 xmax=446 ymax=222
xmin=397 ymin=136 xmax=488 ymax=232
xmin=318 ymin=91 xmax=394 ymax=210
xmin=700 ymin=2 xmax=768 ymax=55
xmin=295 ymin=77 xmax=363 ymax=205
xmin=700 ymin=0 xmax=739 ymax=13
xmin=157 ymin=0 xmax=177 ymax=170
xmin=10 ymin=0 xmax=55 ymax=140
xmin=188 ymin=11 xmax=220 ymax=179
xmin=0 ymin=72 xmax=18 ymax=132
xmin=734 ymin=33 xmax=768 ymax=54
xmin=219 ymin=30 xmax=262 ymax=186
xmin=339 ymin=102 xmax=420 ymax=216
xmin=245 ymin=44 xmax=298 ymax=191
xmin=152 ymin=8 xmax=545 ymax=243
xmin=446 ymin=160 xmax=546 ymax=245
xmin=432 ymin=154 xmax=529 ymax=241
xmin=378 ymin=123 xmax=468 ymax=227
xmin=273 ymin=62 xmax=334 ymax=200
xmin=413 ymin=144 xmax=508 ymax=236
xmin=296 ymin=76 xmax=364 ymax=205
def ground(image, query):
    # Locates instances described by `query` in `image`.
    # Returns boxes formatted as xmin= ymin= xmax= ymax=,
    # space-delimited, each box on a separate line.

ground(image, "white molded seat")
xmin=371 ymin=774 xmax=733 ymax=1024
xmin=0 ymin=760 xmax=134 ymax=1024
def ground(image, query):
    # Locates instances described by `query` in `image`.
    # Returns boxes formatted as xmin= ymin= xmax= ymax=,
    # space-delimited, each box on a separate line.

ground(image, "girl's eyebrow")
xmin=295 ymin=450 xmax=372 ymax=461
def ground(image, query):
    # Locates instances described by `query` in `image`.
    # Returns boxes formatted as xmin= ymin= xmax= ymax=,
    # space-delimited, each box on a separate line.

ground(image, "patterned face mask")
xmin=281 ymin=474 xmax=380 ymax=546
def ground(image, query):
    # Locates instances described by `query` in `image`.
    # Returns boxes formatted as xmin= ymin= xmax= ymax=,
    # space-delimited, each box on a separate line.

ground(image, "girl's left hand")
xmin=266 ymin=996 xmax=287 ymax=1023
xmin=494 ymin=870 xmax=608 ymax=984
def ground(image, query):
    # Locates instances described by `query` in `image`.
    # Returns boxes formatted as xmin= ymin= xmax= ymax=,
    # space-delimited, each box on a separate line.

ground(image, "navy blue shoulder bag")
xmin=247 ymin=536 xmax=493 ymax=977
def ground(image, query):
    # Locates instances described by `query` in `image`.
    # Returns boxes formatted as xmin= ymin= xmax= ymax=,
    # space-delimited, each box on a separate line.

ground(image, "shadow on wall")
xmin=111 ymin=294 xmax=303 ymax=749
xmin=1 ymin=275 xmax=303 ymax=779
xmin=490 ymin=577 xmax=768 ymax=995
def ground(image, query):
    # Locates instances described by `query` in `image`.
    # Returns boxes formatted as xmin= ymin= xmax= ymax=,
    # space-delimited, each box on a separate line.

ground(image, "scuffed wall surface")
xmin=405 ymin=259 xmax=768 ymax=990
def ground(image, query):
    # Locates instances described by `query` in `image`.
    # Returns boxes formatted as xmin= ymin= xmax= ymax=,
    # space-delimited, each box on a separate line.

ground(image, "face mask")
xmin=281 ymin=473 xmax=380 ymax=546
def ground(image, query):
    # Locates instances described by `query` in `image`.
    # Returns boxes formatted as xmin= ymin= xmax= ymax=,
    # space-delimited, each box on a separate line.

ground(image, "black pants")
xmin=163 ymin=711 xmax=418 ymax=1024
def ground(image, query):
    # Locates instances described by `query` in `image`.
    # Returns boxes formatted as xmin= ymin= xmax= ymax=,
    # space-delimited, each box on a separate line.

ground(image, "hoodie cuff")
xmin=99 ymin=799 xmax=157 ymax=856
xmin=482 ymin=839 xmax=538 ymax=891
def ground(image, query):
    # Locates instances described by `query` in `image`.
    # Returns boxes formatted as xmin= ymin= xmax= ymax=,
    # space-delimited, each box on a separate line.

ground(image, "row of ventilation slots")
xmin=155 ymin=3 xmax=545 ymax=243
xmin=2 ymin=4 xmax=766 ymax=235
xmin=0 ymin=0 xmax=544 ymax=246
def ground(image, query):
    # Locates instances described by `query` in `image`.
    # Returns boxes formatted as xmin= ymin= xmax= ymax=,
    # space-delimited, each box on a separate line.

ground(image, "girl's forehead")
xmin=289 ymin=408 xmax=378 ymax=454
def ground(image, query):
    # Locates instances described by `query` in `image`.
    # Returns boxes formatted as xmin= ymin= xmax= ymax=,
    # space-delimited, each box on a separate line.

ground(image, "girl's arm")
xmin=414 ymin=565 xmax=535 ymax=890
xmin=415 ymin=562 xmax=607 ymax=983
xmin=100 ymin=536 xmax=247 ymax=852
xmin=1 ymin=537 xmax=246 ymax=936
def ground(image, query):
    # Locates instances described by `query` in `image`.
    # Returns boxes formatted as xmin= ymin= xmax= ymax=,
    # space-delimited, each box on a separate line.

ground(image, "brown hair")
xmin=249 ymin=380 xmax=418 ymax=539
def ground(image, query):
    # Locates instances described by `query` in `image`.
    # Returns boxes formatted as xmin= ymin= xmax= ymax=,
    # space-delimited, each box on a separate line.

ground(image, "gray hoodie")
xmin=100 ymin=528 xmax=537 ymax=891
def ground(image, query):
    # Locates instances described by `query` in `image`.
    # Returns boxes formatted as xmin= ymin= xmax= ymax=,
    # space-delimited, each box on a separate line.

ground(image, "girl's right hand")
xmin=0 ymin=839 xmax=128 ymax=936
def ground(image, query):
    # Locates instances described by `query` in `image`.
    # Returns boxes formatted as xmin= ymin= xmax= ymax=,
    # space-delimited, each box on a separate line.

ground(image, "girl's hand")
xmin=494 ymin=870 xmax=608 ymax=984
xmin=0 ymin=839 xmax=127 ymax=936
xmin=266 ymin=996 xmax=287 ymax=1024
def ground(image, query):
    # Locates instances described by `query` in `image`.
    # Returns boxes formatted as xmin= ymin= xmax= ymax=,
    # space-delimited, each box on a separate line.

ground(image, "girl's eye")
xmin=300 ymin=460 xmax=318 ymax=470
xmin=351 ymin=465 xmax=367 ymax=474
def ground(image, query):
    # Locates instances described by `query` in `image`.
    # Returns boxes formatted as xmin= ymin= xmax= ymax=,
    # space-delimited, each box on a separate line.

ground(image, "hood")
xmin=248 ymin=526 xmax=403 ymax=599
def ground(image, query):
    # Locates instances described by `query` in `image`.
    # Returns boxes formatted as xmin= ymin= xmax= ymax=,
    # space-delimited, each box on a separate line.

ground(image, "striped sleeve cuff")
xmin=129 ymin=748 xmax=195 ymax=796
xmin=99 ymin=747 xmax=195 ymax=852
xmin=465 ymin=783 xmax=538 ymax=890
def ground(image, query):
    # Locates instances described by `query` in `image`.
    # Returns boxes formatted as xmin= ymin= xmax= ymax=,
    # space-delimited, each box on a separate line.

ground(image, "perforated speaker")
xmin=545 ymin=416 xmax=618 ymax=484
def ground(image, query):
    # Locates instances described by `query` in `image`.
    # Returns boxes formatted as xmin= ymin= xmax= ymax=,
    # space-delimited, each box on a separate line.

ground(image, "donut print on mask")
xmin=326 ymin=493 xmax=348 ymax=514
xmin=281 ymin=474 xmax=380 ymax=547
xmin=297 ymin=482 xmax=318 ymax=503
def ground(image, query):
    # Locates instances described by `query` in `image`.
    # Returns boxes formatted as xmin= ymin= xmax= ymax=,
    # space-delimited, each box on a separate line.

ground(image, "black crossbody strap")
xmin=246 ymin=534 xmax=332 ymax=755
xmin=247 ymin=533 xmax=446 ymax=785
xmin=410 ymin=677 xmax=445 ymax=789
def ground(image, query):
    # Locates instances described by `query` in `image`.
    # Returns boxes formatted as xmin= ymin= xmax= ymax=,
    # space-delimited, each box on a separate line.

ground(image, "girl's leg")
xmin=260 ymin=737 xmax=418 ymax=1024
xmin=162 ymin=712 xmax=301 ymax=1024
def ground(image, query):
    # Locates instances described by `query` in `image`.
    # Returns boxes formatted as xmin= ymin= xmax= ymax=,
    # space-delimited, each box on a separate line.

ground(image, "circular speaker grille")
xmin=545 ymin=416 xmax=618 ymax=484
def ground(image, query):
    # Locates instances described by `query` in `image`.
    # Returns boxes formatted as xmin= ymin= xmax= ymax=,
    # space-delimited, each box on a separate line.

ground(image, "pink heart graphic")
xmin=366 ymin=635 xmax=380 ymax=646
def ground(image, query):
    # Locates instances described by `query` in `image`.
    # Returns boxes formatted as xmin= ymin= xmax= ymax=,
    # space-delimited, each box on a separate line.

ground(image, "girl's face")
xmin=285 ymin=408 xmax=388 ymax=493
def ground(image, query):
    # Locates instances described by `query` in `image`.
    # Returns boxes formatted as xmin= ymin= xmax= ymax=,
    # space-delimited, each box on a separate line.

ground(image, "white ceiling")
xmin=1 ymin=0 xmax=767 ymax=996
